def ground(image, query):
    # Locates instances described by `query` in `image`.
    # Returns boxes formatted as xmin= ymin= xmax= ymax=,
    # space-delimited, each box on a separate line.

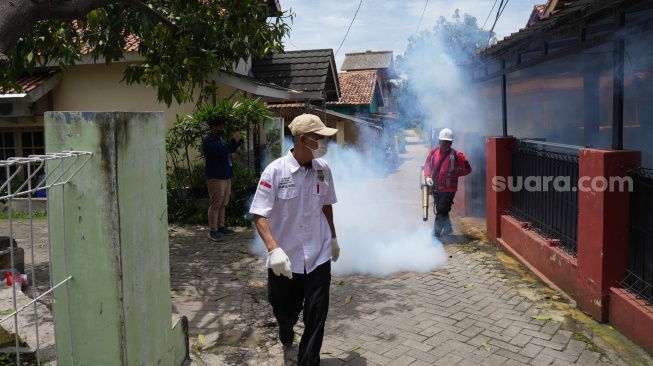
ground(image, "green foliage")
xmin=166 ymin=114 xmax=207 ymax=193
xmin=0 ymin=354 xmax=13 ymax=366
xmin=166 ymin=95 xmax=270 ymax=226
xmin=1 ymin=1 xmax=293 ymax=106
xmin=225 ymin=156 xmax=260 ymax=227
xmin=165 ymin=188 xmax=206 ymax=225
xmin=235 ymin=93 xmax=274 ymax=132
xmin=395 ymin=10 xmax=495 ymax=125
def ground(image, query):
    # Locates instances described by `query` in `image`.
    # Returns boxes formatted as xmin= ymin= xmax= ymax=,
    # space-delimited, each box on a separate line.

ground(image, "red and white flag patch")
xmin=259 ymin=181 xmax=272 ymax=191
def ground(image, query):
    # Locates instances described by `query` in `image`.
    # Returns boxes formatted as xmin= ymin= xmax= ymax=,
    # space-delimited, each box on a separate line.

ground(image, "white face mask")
xmin=305 ymin=136 xmax=328 ymax=159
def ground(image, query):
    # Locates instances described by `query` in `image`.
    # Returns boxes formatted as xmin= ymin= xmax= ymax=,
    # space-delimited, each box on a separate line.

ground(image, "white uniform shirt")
xmin=250 ymin=152 xmax=337 ymax=274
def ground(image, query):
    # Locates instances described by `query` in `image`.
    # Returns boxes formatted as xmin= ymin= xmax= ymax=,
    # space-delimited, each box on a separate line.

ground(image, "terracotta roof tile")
xmin=0 ymin=71 xmax=57 ymax=94
xmin=125 ymin=34 xmax=140 ymax=52
xmin=328 ymin=70 xmax=377 ymax=106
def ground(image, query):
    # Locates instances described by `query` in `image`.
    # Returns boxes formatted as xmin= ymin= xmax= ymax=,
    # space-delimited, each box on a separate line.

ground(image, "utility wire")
xmin=483 ymin=0 xmax=500 ymax=29
xmin=335 ymin=0 xmax=363 ymax=56
xmin=415 ymin=0 xmax=429 ymax=33
xmin=488 ymin=0 xmax=510 ymax=36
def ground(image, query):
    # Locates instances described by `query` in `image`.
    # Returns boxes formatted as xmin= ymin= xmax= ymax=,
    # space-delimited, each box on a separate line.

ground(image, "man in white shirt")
xmin=250 ymin=114 xmax=340 ymax=366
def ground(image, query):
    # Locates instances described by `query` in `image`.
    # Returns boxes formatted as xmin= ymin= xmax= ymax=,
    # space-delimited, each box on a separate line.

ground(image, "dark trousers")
xmin=268 ymin=260 xmax=331 ymax=366
xmin=433 ymin=191 xmax=456 ymax=236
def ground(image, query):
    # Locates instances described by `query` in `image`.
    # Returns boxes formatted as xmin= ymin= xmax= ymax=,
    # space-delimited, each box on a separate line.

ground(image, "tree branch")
xmin=118 ymin=0 xmax=178 ymax=32
xmin=0 ymin=0 xmax=178 ymax=69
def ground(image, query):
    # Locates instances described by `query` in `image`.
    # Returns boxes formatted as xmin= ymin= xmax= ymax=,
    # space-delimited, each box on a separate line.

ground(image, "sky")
xmin=279 ymin=0 xmax=537 ymax=71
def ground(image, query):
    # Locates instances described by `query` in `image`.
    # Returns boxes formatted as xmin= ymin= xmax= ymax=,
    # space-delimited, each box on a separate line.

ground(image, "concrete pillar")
xmin=577 ymin=148 xmax=640 ymax=321
xmin=336 ymin=120 xmax=346 ymax=145
xmin=45 ymin=112 xmax=188 ymax=365
xmin=485 ymin=136 xmax=516 ymax=241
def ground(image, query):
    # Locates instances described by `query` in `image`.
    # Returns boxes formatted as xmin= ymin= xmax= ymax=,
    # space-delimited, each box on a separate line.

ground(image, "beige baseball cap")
xmin=288 ymin=114 xmax=338 ymax=136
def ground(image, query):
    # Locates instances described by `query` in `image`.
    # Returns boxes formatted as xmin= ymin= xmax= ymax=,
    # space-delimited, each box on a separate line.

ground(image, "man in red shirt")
xmin=423 ymin=128 xmax=472 ymax=237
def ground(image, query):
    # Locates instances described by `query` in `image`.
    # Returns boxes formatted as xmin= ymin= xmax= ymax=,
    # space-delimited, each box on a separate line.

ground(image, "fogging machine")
xmin=419 ymin=165 xmax=430 ymax=221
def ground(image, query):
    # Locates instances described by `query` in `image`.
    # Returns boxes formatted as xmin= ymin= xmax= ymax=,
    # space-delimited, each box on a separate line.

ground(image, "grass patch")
xmin=0 ymin=211 xmax=47 ymax=220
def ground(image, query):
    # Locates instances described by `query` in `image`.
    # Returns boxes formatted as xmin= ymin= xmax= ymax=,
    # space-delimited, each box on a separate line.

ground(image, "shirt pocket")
xmin=310 ymin=181 xmax=329 ymax=213
xmin=277 ymin=188 xmax=298 ymax=217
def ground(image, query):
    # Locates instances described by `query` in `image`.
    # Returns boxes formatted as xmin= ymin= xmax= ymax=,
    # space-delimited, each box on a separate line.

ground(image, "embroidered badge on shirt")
xmin=279 ymin=177 xmax=295 ymax=189
xmin=317 ymin=170 xmax=324 ymax=183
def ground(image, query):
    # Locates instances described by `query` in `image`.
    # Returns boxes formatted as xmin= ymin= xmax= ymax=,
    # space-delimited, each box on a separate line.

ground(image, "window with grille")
xmin=0 ymin=129 xmax=45 ymax=182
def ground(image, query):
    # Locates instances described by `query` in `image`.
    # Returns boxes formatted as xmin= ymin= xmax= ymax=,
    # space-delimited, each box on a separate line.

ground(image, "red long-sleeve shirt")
xmin=424 ymin=147 xmax=472 ymax=192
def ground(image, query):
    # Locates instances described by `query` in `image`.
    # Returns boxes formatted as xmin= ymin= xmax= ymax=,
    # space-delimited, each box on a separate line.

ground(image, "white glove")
xmin=268 ymin=248 xmax=293 ymax=279
xmin=331 ymin=238 xmax=340 ymax=262
xmin=425 ymin=177 xmax=434 ymax=186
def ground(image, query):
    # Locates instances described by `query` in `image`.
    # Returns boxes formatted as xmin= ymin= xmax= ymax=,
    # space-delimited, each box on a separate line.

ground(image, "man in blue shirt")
xmin=202 ymin=115 xmax=243 ymax=241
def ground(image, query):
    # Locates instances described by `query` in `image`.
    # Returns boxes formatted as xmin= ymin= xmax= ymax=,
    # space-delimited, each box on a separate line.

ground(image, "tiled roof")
xmin=0 ymin=71 xmax=58 ymax=94
xmin=328 ymin=70 xmax=377 ymax=106
xmin=526 ymin=4 xmax=547 ymax=28
xmin=341 ymin=50 xmax=394 ymax=71
xmin=251 ymin=49 xmax=340 ymax=101
xmin=480 ymin=0 xmax=592 ymax=57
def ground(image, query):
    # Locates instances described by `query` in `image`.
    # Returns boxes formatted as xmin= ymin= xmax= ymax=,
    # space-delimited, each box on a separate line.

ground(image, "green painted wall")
xmin=328 ymin=106 xmax=351 ymax=115
xmin=45 ymin=111 xmax=187 ymax=365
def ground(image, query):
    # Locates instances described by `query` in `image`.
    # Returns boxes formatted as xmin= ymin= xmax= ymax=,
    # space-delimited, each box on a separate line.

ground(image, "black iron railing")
xmin=623 ymin=166 xmax=653 ymax=304
xmin=507 ymin=140 xmax=580 ymax=256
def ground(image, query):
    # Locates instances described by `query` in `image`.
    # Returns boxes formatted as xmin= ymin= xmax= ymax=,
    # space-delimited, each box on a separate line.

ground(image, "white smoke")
xmin=328 ymin=140 xmax=448 ymax=276
xmin=250 ymin=134 xmax=449 ymax=277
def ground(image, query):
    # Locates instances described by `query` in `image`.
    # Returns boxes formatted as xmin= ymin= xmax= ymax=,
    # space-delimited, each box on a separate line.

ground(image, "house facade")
xmin=261 ymin=50 xmax=402 ymax=157
xmin=468 ymin=0 xmax=653 ymax=354
xmin=253 ymin=48 xmax=386 ymax=147
xmin=340 ymin=50 xmax=397 ymax=114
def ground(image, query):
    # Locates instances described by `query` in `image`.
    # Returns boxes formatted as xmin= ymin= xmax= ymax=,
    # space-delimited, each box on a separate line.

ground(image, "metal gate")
xmin=0 ymin=151 xmax=92 ymax=365
xmin=621 ymin=166 xmax=653 ymax=306
xmin=508 ymin=140 xmax=580 ymax=256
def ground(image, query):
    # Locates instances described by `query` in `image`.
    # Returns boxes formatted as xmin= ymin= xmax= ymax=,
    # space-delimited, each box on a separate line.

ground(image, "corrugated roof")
xmin=328 ymin=70 xmax=377 ymax=106
xmin=0 ymin=71 xmax=58 ymax=94
xmin=341 ymin=50 xmax=394 ymax=71
xmin=251 ymin=49 xmax=340 ymax=101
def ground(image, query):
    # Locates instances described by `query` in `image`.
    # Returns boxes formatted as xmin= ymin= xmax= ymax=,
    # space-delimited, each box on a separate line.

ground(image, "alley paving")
xmin=172 ymin=130 xmax=653 ymax=366
xmin=3 ymin=131 xmax=653 ymax=365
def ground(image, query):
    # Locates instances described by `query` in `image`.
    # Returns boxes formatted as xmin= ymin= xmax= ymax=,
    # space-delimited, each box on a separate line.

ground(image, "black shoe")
xmin=441 ymin=227 xmax=453 ymax=236
xmin=278 ymin=326 xmax=294 ymax=347
xmin=218 ymin=227 xmax=236 ymax=236
xmin=208 ymin=230 xmax=224 ymax=241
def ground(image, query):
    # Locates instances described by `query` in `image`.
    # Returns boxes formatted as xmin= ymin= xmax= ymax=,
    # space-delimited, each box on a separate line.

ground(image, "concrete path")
xmin=3 ymin=130 xmax=653 ymax=365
